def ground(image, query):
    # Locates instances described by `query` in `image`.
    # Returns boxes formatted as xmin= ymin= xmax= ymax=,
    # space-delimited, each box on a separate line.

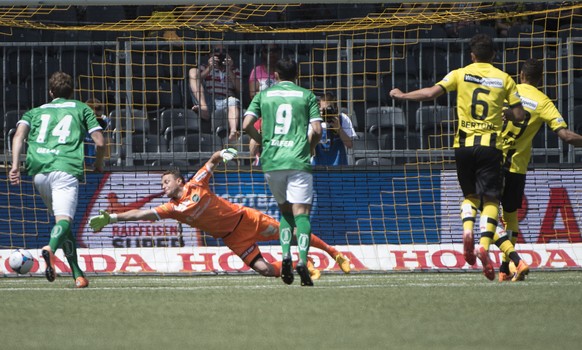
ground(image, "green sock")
xmin=62 ymin=229 xmax=84 ymax=279
xmin=295 ymin=214 xmax=311 ymax=264
xmin=49 ymin=220 xmax=70 ymax=253
xmin=279 ymin=212 xmax=295 ymax=258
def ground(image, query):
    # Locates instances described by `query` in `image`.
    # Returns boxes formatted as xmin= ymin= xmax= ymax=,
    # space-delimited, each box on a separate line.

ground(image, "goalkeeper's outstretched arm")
xmin=89 ymin=209 xmax=158 ymax=232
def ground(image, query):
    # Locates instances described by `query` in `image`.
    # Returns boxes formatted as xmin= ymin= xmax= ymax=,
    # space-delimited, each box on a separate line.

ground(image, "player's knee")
xmin=251 ymin=259 xmax=276 ymax=277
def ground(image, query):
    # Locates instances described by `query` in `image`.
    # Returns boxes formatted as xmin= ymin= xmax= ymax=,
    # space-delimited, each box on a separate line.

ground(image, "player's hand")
xmin=389 ymin=88 xmax=404 ymax=99
xmin=220 ymin=148 xmax=238 ymax=163
xmin=89 ymin=210 xmax=111 ymax=232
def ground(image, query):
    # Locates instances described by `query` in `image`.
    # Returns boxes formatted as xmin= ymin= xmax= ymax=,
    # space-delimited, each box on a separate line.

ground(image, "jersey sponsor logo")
xmin=266 ymin=90 xmax=304 ymax=98
xmin=36 ymin=147 xmax=60 ymax=155
xmin=464 ymin=74 xmax=503 ymax=88
xmin=520 ymin=96 xmax=538 ymax=111
xmin=270 ymin=139 xmax=295 ymax=147
xmin=41 ymin=101 xmax=77 ymax=108
xmin=191 ymin=194 xmax=200 ymax=203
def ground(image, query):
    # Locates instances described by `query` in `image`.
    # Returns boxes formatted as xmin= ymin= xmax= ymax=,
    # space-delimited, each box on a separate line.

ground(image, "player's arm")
xmin=557 ymin=128 xmax=582 ymax=147
xmin=389 ymin=85 xmax=445 ymax=102
xmin=309 ymin=119 xmax=323 ymax=155
xmin=243 ymin=114 xmax=262 ymax=144
xmin=90 ymin=130 xmax=106 ymax=172
xmin=9 ymin=123 xmax=30 ymax=185
xmin=89 ymin=209 xmax=158 ymax=232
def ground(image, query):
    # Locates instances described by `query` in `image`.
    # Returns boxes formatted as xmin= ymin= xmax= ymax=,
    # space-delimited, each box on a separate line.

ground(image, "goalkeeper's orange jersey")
xmin=153 ymin=162 xmax=244 ymax=238
xmin=436 ymin=62 xmax=522 ymax=150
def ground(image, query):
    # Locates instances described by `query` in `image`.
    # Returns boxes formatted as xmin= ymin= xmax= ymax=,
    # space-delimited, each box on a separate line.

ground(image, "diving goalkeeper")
xmin=89 ymin=149 xmax=350 ymax=282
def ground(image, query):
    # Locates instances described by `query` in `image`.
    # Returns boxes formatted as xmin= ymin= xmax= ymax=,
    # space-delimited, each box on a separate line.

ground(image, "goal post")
xmin=2 ymin=3 xmax=582 ymax=276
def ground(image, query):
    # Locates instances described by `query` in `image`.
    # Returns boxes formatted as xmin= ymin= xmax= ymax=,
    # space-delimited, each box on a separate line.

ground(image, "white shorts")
xmin=33 ymin=171 xmax=79 ymax=219
xmin=264 ymin=170 xmax=313 ymax=205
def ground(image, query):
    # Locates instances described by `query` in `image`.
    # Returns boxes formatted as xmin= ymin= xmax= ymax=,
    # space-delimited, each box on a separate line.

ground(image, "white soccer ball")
xmin=9 ymin=249 xmax=35 ymax=274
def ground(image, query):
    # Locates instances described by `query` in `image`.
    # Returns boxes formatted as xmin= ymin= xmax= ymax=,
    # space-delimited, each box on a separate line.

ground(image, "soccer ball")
xmin=9 ymin=249 xmax=35 ymax=274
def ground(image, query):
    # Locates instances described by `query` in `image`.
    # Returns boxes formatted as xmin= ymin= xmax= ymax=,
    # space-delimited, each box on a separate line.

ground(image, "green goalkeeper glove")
xmin=89 ymin=210 xmax=117 ymax=232
xmin=220 ymin=148 xmax=238 ymax=163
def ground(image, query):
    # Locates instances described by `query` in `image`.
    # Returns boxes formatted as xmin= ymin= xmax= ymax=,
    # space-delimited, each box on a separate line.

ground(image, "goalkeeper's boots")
xmin=511 ymin=260 xmax=530 ymax=282
xmin=335 ymin=253 xmax=351 ymax=274
xmin=475 ymin=246 xmax=495 ymax=281
xmin=75 ymin=276 xmax=89 ymax=289
xmin=41 ymin=246 xmax=56 ymax=282
xmin=463 ymin=230 xmax=476 ymax=265
xmin=307 ymin=257 xmax=321 ymax=281
xmin=296 ymin=260 xmax=314 ymax=287
xmin=281 ymin=254 xmax=294 ymax=285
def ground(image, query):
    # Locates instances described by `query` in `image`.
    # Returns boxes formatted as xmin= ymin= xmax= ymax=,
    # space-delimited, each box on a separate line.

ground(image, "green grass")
xmin=1 ymin=272 xmax=582 ymax=350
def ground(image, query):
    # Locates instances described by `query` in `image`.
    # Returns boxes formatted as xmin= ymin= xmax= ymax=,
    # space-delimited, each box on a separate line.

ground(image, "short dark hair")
xmin=162 ymin=168 xmax=185 ymax=184
xmin=275 ymin=58 xmax=298 ymax=81
xmin=470 ymin=34 xmax=495 ymax=62
xmin=49 ymin=71 xmax=74 ymax=99
xmin=521 ymin=58 xmax=543 ymax=86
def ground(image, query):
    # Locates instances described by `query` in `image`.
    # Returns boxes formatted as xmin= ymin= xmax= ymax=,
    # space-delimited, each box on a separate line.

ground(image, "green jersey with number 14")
xmin=18 ymin=98 xmax=102 ymax=179
xmin=245 ymin=81 xmax=322 ymax=172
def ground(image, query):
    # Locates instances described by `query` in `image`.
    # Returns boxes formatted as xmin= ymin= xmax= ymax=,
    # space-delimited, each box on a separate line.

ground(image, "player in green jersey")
xmin=497 ymin=58 xmax=582 ymax=281
xmin=9 ymin=71 xmax=105 ymax=288
xmin=243 ymin=57 xmax=322 ymax=286
xmin=390 ymin=34 xmax=526 ymax=281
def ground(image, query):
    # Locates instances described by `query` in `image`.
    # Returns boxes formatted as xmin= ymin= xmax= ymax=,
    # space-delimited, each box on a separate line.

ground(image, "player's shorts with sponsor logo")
xmin=222 ymin=206 xmax=279 ymax=266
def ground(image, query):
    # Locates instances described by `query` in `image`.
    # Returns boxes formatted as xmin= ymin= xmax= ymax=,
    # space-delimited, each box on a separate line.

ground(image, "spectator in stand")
xmin=85 ymin=98 xmax=110 ymax=164
xmin=188 ymin=43 xmax=242 ymax=143
xmin=310 ymin=92 xmax=357 ymax=166
xmin=248 ymin=43 xmax=281 ymax=99
xmin=248 ymin=44 xmax=281 ymax=165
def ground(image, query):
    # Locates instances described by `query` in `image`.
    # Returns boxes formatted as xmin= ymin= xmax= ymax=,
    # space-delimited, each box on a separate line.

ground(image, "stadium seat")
xmin=365 ymin=106 xmax=407 ymax=135
xmin=159 ymin=109 xmax=200 ymax=142
xmin=415 ymin=105 xmax=455 ymax=149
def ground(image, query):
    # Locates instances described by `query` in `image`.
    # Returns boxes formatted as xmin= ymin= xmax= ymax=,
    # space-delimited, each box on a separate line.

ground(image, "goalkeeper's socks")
xmin=48 ymin=220 xmax=70 ymax=253
xmin=310 ymin=234 xmax=339 ymax=258
xmin=294 ymin=214 xmax=311 ymax=264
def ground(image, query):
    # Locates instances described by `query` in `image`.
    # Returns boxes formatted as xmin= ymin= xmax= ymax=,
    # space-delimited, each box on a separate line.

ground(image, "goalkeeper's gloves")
xmin=89 ymin=210 xmax=118 ymax=232
xmin=220 ymin=148 xmax=238 ymax=163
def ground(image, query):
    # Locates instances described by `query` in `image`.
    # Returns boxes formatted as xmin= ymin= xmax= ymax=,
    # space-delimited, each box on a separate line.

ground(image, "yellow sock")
xmin=461 ymin=198 xmax=479 ymax=232
xmin=479 ymin=202 xmax=499 ymax=251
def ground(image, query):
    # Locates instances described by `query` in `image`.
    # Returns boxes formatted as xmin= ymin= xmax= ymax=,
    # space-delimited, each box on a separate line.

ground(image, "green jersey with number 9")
xmin=437 ymin=62 xmax=522 ymax=150
xmin=18 ymin=98 xmax=102 ymax=179
xmin=245 ymin=81 xmax=322 ymax=172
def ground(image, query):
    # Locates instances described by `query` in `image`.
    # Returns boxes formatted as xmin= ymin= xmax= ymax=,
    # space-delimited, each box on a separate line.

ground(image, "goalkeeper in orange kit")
xmin=89 ymin=148 xmax=350 ymax=281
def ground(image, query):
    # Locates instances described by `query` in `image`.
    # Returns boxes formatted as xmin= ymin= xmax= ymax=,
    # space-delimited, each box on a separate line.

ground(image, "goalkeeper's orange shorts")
xmin=222 ymin=206 xmax=279 ymax=266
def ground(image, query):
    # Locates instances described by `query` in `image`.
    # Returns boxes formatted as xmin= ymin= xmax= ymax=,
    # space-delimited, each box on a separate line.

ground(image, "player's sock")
xmin=48 ymin=220 xmax=70 ymax=253
xmin=294 ymin=214 xmax=311 ymax=264
xmin=478 ymin=202 xmax=498 ymax=251
xmin=279 ymin=212 xmax=295 ymax=257
xmin=461 ymin=198 xmax=478 ymax=232
xmin=62 ymin=232 xmax=84 ymax=279
xmin=310 ymin=233 xmax=340 ymax=258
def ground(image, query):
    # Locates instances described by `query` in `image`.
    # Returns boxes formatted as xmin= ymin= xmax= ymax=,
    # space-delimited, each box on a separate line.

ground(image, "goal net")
xmin=1 ymin=2 xmax=582 ymax=275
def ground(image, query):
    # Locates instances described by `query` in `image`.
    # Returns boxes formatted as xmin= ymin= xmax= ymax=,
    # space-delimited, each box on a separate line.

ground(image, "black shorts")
xmin=501 ymin=171 xmax=526 ymax=212
xmin=455 ymin=146 xmax=504 ymax=201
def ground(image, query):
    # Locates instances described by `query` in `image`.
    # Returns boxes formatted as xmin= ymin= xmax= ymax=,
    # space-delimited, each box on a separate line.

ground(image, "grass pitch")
xmin=1 ymin=272 xmax=582 ymax=350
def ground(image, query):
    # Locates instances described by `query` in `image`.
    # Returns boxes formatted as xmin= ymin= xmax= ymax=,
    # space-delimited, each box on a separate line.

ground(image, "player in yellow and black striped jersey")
xmin=390 ymin=34 xmax=526 ymax=281
xmin=497 ymin=58 xmax=582 ymax=281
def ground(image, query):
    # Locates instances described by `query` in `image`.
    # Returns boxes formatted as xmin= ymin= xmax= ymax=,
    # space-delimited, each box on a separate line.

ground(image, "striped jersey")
xmin=437 ymin=62 xmax=522 ymax=150
xmin=244 ymin=81 xmax=322 ymax=172
xmin=501 ymin=83 xmax=567 ymax=174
